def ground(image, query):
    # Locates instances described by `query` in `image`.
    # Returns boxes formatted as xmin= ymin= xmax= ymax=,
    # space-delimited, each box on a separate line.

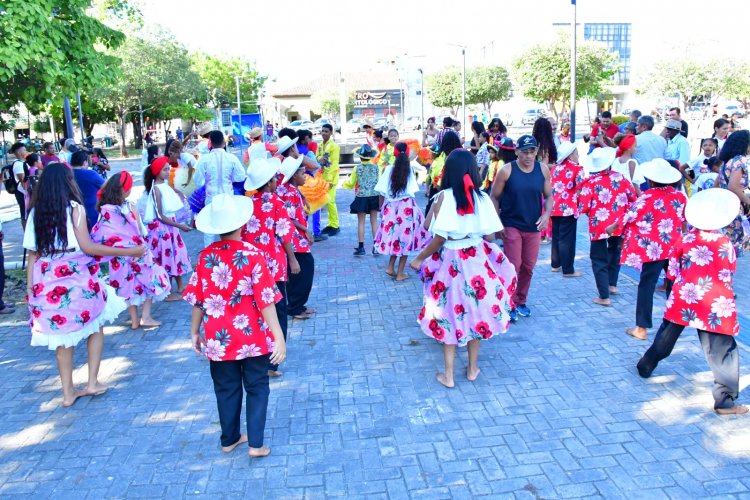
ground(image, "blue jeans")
xmin=312 ymin=210 xmax=321 ymax=235
xmin=209 ymin=354 xmax=270 ymax=448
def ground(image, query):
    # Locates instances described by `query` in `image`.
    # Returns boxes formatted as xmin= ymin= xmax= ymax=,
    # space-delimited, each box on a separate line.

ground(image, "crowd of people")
xmin=3 ymin=106 xmax=750 ymax=460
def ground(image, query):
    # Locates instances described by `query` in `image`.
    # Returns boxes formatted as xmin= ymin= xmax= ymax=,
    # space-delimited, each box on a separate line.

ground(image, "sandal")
xmin=292 ymin=313 xmax=311 ymax=320
xmin=716 ymin=405 xmax=748 ymax=415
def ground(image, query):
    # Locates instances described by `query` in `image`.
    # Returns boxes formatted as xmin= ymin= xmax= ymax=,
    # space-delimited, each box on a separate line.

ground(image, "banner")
xmin=230 ymin=113 xmax=262 ymax=146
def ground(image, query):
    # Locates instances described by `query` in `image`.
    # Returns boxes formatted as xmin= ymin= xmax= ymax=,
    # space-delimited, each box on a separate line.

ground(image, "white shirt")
xmin=430 ymin=188 xmax=503 ymax=241
xmin=58 ymin=150 xmax=72 ymax=165
xmin=13 ymin=159 xmax=26 ymax=194
xmin=375 ymin=164 xmax=420 ymax=201
xmin=611 ymin=157 xmax=644 ymax=185
xmin=23 ymin=201 xmax=82 ymax=252
xmin=247 ymin=142 xmax=268 ymax=165
xmin=177 ymin=152 xmax=197 ymax=170
xmin=193 ymin=149 xmax=246 ymax=203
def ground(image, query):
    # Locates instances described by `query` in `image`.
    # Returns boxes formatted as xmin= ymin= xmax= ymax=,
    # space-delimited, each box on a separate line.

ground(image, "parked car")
xmin=346 ymin=118 xmax=365 ymax=133
xmin=723 ymin=104 xmax=745 ymax=118
xmin=493 ymin=112 xmax=514 ymax=127
xmin=404 ymin=116 xmax=422 ymax=131
xmin=311 ymin=118 xmax=340 ymax=135
xmin=373 ymin=117 xmax=388 ymax=130
xmin=288 ymin=120 xmax=314 ymax=132
xmin=521 ymin=108 xmax=547 ymax=126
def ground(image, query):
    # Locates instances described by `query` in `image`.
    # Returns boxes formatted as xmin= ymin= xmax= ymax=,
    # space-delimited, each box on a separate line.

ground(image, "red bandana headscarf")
xmin=616 ymin=133 xmax=636 ymax=158
xmin=457 ymin=173 xmax=475 ymax=215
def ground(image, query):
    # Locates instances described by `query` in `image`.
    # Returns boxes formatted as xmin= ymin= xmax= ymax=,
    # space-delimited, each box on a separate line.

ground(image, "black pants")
xmin=209 ymin=354 xmax=270 ymax=448
xmin=269 ymin=281 xmax=287 ymax=372
xmin=637 ymin=320 xmax=740 ymax=410
xmin=14 ymin=191 xmax=26 ymax=223
xmin=589 ymin=236 xmax=622 ymax=299
xmin=286 ymin=252 xmax=314 ymax=316
xmin=425 ymin=185 xmax=438 ymax=215
xmin=550 ymin=216 xmax=578 ymax=274
xmin=636 ymin=260 xmax=672 ymax=328
xmin=0 ymin=237 xmax=5 ymax=309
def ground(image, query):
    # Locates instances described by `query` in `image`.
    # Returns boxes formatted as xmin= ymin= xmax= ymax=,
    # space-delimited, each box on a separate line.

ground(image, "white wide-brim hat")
xmin=197 ymin=123 xmax=212 ymax=137
xmin=280 ymin=156 xmax=304 ymax=184
xmin=195 ymin=194 xmax=254 ymax=235
xmin=276 ymin=136 xmax=298 ymax=155
xmin=557 ymin=141 xmax=578 ymax=163
xmin=640 ymin=158 xmax=682 ymax=185
xmin=583 ymin=147 xmax=617 ymax=173
xmin=244 ymin=157 xmax=282 ymax=191
xmin=686 ymin=188 xmax=740 ymax=231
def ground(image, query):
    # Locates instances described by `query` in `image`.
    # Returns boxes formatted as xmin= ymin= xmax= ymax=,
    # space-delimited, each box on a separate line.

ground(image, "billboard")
xmin=229 ymin=113 xmax=262 ymax=146
xmin=353 ymin=89 xmax=402 ymax=120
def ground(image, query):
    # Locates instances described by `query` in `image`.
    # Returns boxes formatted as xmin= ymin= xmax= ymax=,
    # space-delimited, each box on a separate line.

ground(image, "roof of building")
xmin=272 ymin=71 xmax=401 ymax=98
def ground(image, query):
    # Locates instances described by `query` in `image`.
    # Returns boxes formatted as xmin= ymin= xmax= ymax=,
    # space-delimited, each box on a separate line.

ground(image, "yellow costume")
xmin=316 ymin=138 xmax=340 ymax=229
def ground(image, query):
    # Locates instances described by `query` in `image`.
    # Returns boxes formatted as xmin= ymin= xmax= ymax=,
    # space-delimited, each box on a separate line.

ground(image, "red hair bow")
xmin=457 ymin=173 xmax=475 ymax=216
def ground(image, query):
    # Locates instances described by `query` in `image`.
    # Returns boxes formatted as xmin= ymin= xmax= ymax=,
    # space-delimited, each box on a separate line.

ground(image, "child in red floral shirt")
xmin=183 ymin=193 xmax=287 ymax=458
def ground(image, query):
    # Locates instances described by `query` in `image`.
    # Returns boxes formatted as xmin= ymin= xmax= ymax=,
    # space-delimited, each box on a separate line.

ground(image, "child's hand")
xmin=191 ymin=332 xmax=205 ymax=355
xmin=289 ymin=257 xmax=301 ymax=274
xmin=305 ymin=230 xmax=314 ymax=243
xmin=181 ymin=224 xmax=193 ymax=232
xmin=269 ymin=340 xmax=286 ymax=365
xmin=409 ymin=258 xmax=423 ymax=272
xmin=128 ymin=245 xmax=146 ymax=258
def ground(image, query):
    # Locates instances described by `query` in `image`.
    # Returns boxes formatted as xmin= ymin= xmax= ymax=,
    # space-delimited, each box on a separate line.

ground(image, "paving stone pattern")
xmin=1 ymin=184 xmax=750 ymax=499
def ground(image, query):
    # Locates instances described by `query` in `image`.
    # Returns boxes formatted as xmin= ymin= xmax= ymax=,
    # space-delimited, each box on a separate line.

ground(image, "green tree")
xmin=310 ymin=90 xmax=354 ymax=120
xmin=191 ymin=53 xmax=266 ymax=111
xmin=466 ymin=66 xmax=513 ymax=112
xmin=0 ymin=0 xmax=126 ymax=111
xmin=721 ymin=62 xmax=750 ymax=112
xmin=637 ymin=59 xmax=714 ymax=111
xmin=512 ymin=33 xmax=617 ymax=118
xmin=427 ymin=67 xmax=462 ymax=115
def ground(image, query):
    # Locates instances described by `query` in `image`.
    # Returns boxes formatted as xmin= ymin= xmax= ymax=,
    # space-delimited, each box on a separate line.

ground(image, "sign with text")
xmin=353 ymin=89 xmax=402 ymax=109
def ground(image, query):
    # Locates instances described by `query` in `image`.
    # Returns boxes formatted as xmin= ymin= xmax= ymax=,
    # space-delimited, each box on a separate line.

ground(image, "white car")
xmin=288 ymin=120 xmax=314 ymax=132
xmin=404 ymin=116 xmax=422 ymax=131
xmin=346 ymin=118 xmax=365 ymax=133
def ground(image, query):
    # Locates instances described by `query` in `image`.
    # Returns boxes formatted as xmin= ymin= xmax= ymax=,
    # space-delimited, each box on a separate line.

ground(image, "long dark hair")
xmin=440 ymin=131 xmax=463 ymax=157
xmin=532 ymin=117 xmax=557 ymax=164
xmin=719 ymin=130 xmax=750 ymax=163
xmin=97 ymin=174 xmax=127 ymax=211
xmin=440 ymin=150 xmax=481 ymax=213
xmin=471 ymin=121 xmax=486 ymax=135
xmin=25 ymin=153 xmax=40 ymax=169
xmin=146 ymin=145 xmax=159 ymax=166
xmin=144 ymin=162 xmax=156 ymax=193
xmin=389 ymin=142 xmax=410 ymax=197
xmin=31 ymin=163 xmax=83 ymax=257
xmin=488 ymin=117 xmax=507 ymax=135
xmin=499 ymin=148 xmax=517 ymax=164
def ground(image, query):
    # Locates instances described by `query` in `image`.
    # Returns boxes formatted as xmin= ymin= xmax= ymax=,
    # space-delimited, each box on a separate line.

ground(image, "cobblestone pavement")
xmin=1 ymin=184 xmax=750 ymax=499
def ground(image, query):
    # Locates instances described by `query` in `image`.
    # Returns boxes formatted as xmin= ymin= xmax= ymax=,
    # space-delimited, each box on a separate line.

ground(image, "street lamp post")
xmin=137 ymin=89 xmax=145 ymax=146
xmin=461 ymin=47 xmax=466 ymax=131
xmin=570 ymin=0 xmax=578 ymax=139
xmin=417 ymin=68 xmax=425 ymax=127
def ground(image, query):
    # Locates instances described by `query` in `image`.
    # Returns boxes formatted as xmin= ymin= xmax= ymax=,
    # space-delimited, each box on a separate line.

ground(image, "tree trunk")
xmin=131 ymin=117 xmax=143 ymax=149
xmin=118 ymin=112 xmax=128 ymax=157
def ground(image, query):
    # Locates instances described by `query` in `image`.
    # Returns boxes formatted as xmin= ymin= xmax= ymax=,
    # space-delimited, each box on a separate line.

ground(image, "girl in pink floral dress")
xmin=23 ymin=163 xmax=145 ymax=407
xmin=143 ymin=156 xmax=193 ymax=298
xmin=410 ymin=150 xmax=517 ymax=388
xmin=374 ymin=142 xmax=430 ymax=281
xmin=91 ymin=171 xmax=172 ymax=329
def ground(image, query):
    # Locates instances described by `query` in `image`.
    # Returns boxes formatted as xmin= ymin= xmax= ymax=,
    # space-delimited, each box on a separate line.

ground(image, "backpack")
xmin=1 ymin=164 xmax=17 ymax=194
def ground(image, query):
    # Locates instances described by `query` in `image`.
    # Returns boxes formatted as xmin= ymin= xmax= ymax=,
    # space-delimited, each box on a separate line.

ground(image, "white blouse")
xmin=144 ymin=183 xmax=184 ymax=222
xmin=177 ymin=152 xmax=197 ymax=170
xmin=611 ymin=157 xmax=644 ymax=185
xmin=375 ymin=164 xmax=420 ymax=201
xmin=23 ymin=201 xmax=82 ymax=252
xmin=429 ymin=188 xmax=503 ymax=241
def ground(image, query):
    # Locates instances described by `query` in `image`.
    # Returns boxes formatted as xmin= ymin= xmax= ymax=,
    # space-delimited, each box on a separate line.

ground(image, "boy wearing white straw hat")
xmin=578 ymin=147 xmax=637 ymax=306
xmin=549 ymin=141 xmax=585 ymax=277
xmin=607 ymin=159 xmax=687 ymax=341
xmin=183 ymin=194 xmax=288 ymax=456
xmin=637 ymin=189 xmax=747 ymax=415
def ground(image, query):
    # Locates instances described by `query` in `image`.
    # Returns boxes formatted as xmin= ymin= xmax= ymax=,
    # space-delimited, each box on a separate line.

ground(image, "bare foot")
xmin=268 ymin=370 xmax=283 ymax=378
xmin=467 ymin=367 xmax=481 ymax=382
xmin=609 ymin=286 xmax=619 ymax=295
xmin=625 ymin=327 xmax=647 ymax=340
xmin=563 ymin=271 xmax=583 ymax=278
xmin=222 ymin=434 xmax=248 ymax=453
xmin=716 ymin=405 xmax=749 ymax=415
xmin=292 ymin=313 xmax=312 ymax=320
xmin=593 ymin=297 xmax=611 ymax=307
xmin=436 ymin=372 xmax=455 ymax=388
xmin=248 ymin=446 xmax=271 ymax=458
xmin=82 ymin=382 xmax=109 ymax=397
xmin=140 ymin=318 xmax=162 ymax=327
xmin=62 ymin=390 xmax=84 ymax=407
xmin=395 ymin=273 xmax=410 ymax=282
xmin=304 ymin=308 xmax=316 ymax=314
xmin=165 ymin=293 xmax=182 ymax=302
xmin=551 ymin=267 xmax=561 ymax=273
xmin=385 ymin=269 xmax=396 ymax=278
xmin=130 ymin=320 xmax=140 ymax=330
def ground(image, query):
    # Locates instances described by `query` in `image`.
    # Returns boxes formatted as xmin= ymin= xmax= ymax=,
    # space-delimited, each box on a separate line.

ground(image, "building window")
xmin=583 ymin=23 xmax=631 ymax=86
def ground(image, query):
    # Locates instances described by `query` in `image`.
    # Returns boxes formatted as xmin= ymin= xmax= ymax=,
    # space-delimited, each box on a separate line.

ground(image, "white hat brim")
xmin=195 ymin=194 xmax=254 ymax=234
xmin=556 ymin=142 xmax=578 ymax=163
xmin=686 ymin=188 xmax=740 ymax=230
xmin=244 ymin=158 xmax=281 ymax=191
xmin=641 ymin=160 xmax=683 ymax=185
xmin=276 ymin=137 xmax=298 ymax=155
xmin=281 ymin=156 xmax=304 ymax=184
xmin=584 ymin=147 xmax=617 ymax=173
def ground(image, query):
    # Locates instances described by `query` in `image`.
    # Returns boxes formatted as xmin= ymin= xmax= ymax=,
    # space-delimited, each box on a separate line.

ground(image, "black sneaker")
xmin=314 ymin=234 xmax=328 ymax=242
xmin=353 ymin=247 xmax=365 ymax=256
xmin=327 ymin=227 xmax=340 ymax=236
xmin=321 ymin=226 xmax=333 ymax=235
xmin=372 ymin=247 xmax=380 ymax=256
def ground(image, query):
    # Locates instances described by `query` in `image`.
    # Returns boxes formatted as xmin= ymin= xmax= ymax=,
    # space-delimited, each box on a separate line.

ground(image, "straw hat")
xmin=639 ymin=158 xmax=682 ymax=185
xmin=685 ymin=188 xmax=740 ymax=231
xmin=583 ymin=147 xmax=617 ymax=173
xmin=195 ymin=194 xmax=254 ymax=234
xmin=280 ymin=156 xmax=304 ymax=184
xmin=244 ymin=157 xmax=282 ymax=191
xmin=556 ymin=141 xmax=578 ymax=163
xmin=197 ymin=123 xmax=212 ymax=137
xmin=276 ymin=136 xmax=298 ymax=155
xmin=245 ymin=127 xmax=263 ymax=140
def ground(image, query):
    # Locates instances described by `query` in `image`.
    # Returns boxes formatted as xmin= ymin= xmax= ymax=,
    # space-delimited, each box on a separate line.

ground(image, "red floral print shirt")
xmin=276 ymin=183 xmax=311 ymax=253
xmin=550 ymin=159 xmax=585 ymax=217
xmin=241 ymin=192 xmax=294 ymax=282
xmin=619 ymin=186 xmax=687 ymax=269
xmin=664 ymin=230 xmax=738 ymax=336
xmin=577 ymin=170 xmax=637 ymax=240
xmin=182 ymin=240 xmax=282 ymax=361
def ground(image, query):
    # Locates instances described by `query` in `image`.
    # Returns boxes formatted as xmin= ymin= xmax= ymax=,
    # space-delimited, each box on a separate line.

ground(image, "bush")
xmin=611 ymin=115 xmax=629 ymax=125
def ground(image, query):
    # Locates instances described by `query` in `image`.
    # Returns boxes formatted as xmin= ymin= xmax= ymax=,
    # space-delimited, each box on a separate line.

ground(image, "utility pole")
xmin=461 ymin=47 xmax=466 ymax=134
xmin=418 ymin=68 xmax=425 ymax=127
xmin=137 ymin=89 xmax=145 ymax=147
xmin=76 ymin=90 xmax=85 ymax=142
xmin=63 ymin=97 xmax=74 ymax=139
xmin=339 ymin=72 xmax=348 ymax=142
xmin=570 ymin=0 xmax=578 ymax=139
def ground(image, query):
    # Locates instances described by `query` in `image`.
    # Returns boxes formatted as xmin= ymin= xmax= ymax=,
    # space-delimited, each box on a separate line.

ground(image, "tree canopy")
xmin=512 ymin=33 xmax=617 ymax=117
xmin=191 ymin=53 xmax=266 ymax=111
xmin=427 ymin=67 xmax=462 ymax=115
xmin=466 ymin=66 xmax=513 ymax=112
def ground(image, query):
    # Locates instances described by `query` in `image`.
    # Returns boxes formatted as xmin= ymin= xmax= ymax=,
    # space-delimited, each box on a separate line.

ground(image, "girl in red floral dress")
xmin=410 ymin=151 xmax=517 ymax=388
xmin=184 ymin=193 xmax=287 ymax=457
xmin=143 ymin=156 xmax=193 ymax=298
xmin=91 ymin=172 xmax=172 ymax=329
xmin=242 ymin=157 xmax=299 ymax=377
xmin=637 ymin=189 xmax=747 ymax=415
xmin=609 ymin=159 xmax=687 ymax=341
xmin=24 ymin=163 xmax=145 ymax=407
xmin=549 ymin=141 xmax=585 ymax=277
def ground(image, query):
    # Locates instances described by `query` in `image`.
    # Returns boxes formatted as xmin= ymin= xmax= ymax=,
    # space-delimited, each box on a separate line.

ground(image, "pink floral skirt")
xmin=374 ymin=197 xmax=431 ymax=256
xmin=418 ymin=240 xmax=517 ymax=346
xmin=146 ymin=218 xmax=192 ymax=278
xmin=27 ymin=252 xmax=126 ymax=349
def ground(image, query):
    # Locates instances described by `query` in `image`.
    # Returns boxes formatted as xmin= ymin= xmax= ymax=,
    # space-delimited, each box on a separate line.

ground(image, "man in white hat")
xmin=193 ymin=131 xmax=248 ymax=247
xmin=637 ymin=189 xmax=747 ymax=415
xmin=607 ymin=159 xmax=686 ymax=340
xmin=663 ymin=119 xmax=690 ymax=165
xmin=183 ymin=193 xmax=288 ymax=457
xmin=549 ymin=141 xmax=585 ymax=277
xmin=578 ymin=147 xmax=637 ymax=306
xmin=244 ymin=127 xmax=267 ymax=167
